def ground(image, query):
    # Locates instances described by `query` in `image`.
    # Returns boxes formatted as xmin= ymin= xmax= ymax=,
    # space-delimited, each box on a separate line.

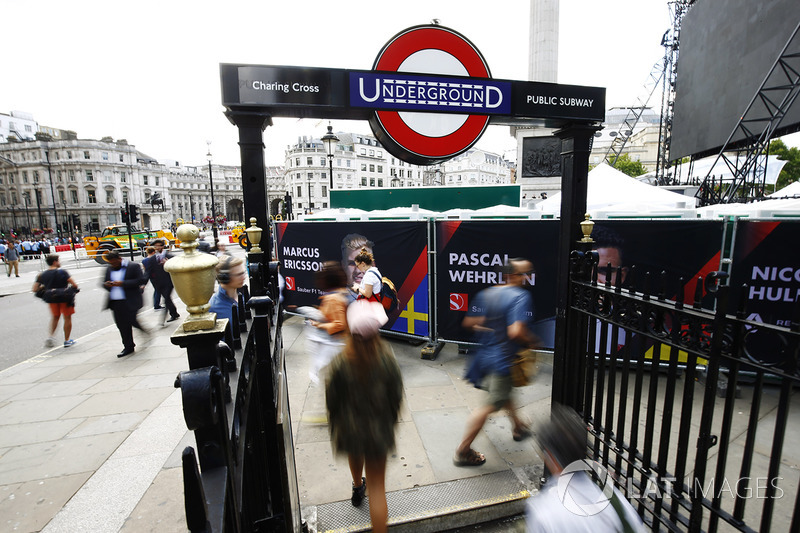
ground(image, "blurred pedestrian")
xmin=454 ymin=258 xmax=538 ymax=466
xmin=5 ymin=241 xmax=20 ymax=277
xmin=215 ymin=241 xmax=231 ymax=257
xmin=197 ymin=235 xmax=211 ymax=253
xmin=525 ymin=404 xmax=644 ymax=532
xmin=325 ymin=301 xmax=403 ymax=533
xmin=142 ymin=246 xmax=162 ymax=310
xmin=306 ymin=261 xmax=350 ymax=384
xmin=209 ymin=255 xmax=247 ymax=337
xmin=145 ymin=239 xmax=180 ymax=324
xmin=102 ymin=251 xmax=147 ymax=357
xmin=32 ymin=254 xmax=79 ymax=348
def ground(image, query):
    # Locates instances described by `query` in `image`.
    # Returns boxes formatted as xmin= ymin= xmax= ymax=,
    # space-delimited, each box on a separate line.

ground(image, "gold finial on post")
xmin=244 ymin=217 xmax=263 ymax=253
xmin=579 ymin=213 xmax=595 ymax=243
xmin=164 ymin=224 xmax=219 ymax=331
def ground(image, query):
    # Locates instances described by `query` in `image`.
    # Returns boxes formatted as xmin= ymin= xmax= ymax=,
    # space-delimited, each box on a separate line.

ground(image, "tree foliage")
xmin=610 ymin=153 xmax=648 ymax=177
xmin=769 ymin=139 xmax=800 ymax=191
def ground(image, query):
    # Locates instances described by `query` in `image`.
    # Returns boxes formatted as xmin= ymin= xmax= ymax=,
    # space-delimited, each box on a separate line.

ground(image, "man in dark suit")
xmin=143 ymin=238 xmax=180 ymax=324
xmin=103 ymin=251 xmax=147 ymax=357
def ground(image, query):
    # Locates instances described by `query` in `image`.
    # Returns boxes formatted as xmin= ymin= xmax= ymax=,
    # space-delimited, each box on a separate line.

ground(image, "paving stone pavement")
xmin=0 ymin=295 xmax=553 ymax=533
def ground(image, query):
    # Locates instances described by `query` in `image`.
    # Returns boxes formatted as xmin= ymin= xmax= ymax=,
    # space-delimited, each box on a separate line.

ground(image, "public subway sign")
xmin=220 ymin=24 xmax=605 ymax=165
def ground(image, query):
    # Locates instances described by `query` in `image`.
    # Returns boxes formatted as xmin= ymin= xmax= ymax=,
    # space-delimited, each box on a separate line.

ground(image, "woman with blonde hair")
xmin=325 ymin=301 xmax=403 ymax=533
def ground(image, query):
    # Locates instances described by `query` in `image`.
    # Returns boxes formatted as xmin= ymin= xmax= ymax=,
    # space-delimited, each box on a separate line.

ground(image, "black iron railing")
xmin=564 ymin=249 xmax=800 ymax=532
xmin=175 ymin=258 xmax=304 ymax=532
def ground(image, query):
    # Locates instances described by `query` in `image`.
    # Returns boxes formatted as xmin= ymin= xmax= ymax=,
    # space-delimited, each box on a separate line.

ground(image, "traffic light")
xmin=129 ymin=204 xmax=139 ymax=223
xmin=120 ymin=206 xmax=129 ymax=224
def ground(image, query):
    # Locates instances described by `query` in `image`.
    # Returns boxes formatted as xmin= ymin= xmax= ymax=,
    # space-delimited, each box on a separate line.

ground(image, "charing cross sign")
xmin=220 ymin=24 xmax=605 ymax=165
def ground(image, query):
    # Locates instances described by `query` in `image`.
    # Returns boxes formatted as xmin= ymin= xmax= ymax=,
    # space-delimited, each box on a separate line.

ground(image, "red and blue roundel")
xmin=368 ymin=25 xmax=494 ymax=166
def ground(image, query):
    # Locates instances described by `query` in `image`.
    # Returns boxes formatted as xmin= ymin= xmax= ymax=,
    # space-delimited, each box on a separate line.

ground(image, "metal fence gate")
xmin=562 ymin=247 xmax=800 ymax=532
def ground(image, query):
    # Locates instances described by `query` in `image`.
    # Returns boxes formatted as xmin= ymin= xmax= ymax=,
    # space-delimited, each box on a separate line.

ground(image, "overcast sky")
xmin=4 ymin=0 xmax=797 ymax=167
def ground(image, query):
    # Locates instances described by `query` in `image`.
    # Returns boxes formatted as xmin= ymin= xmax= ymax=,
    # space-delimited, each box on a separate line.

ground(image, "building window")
xmin=59 ymin=190 xmax=65 ymax=204
xmin=307 ymin=172 xmax=314 ymax=180
xmin=377 ymin=165 xmax=383 ymax=173
xmin=57 ymin=170 xmax=63 ymax=182
xmin=122 ymin=190 xmax=128 ymax=203
xmin=155 ymin=177 xmax=159 ymax=186
xmin=378 ymin=179 xmax=383 ymax=187
xmin=104 ymin=171 xmax=112 ymax=182
xmin=106 ymin=190 xmax=115 ymax=203
xmin=83 ymin=151 xmax=90 ymax=159
xmin=70 ymin=190 xmax=78 ymax=204
xmin=120 ymin=172 xmax=126 ymax=183
xmin=361 ymin=178 xmax=367 ymax=186
xmin=346 ymin=160 xmax=351 ymax=167
xmin=119 ymin=154 xmax=124 ymax=162
xmin=369 ymin=164 xmax=375 ymax=172
xmin=361 ymin=163 xmax=367 ymax=171
xmin=87 ymin=190 xmax=97 ymax=203
xmin=145 ymin=192 xmax=151 ymax=202
xmin=143 ymin=176 xmax=148 ymax=185
xmin=297 ymin=186 xmax=302 ymax=197
xmin=69 ymin=170 xmax=75 ymax=181
xmin=22 ymin=171 xmax=28 ymax=183
xmin=307 ymin=157 xmax=313 ymax=166
xmin=322 ymin=185 xmax=327 ymax=197
xmin=320 ymin=157 xmax=326 ymax=166
xmin=85 ymin=170 xmax=94 ymax=181
xmin=33 ymin=171 xmax=40 ymax=183
xmin=369 ymin=178 xmax=375 ymax=186
xmin=295 ymin=158 xmax=300 ymax=166
xmin=8 ymin=173 xmax=14 ymax=183
xmin=67 ymin=151 xmax=72 ymax=160
xmin=102 ymin=152 xmax=109 ymax=160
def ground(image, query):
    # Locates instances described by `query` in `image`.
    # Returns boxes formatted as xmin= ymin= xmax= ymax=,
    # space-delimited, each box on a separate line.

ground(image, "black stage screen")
xmin=671 ymin=0 xmax=800 ymax=160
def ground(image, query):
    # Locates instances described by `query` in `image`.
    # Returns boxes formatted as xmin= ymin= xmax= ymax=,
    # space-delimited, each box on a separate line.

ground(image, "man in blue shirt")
xmin=454 ymin=258 xmax=539 ymax=467
xmin=208 ymin=255 xmax=247 ymax=336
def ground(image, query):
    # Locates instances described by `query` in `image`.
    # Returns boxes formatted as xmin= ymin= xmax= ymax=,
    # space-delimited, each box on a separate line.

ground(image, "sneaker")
xmin=351 ymin=477 xmax=366 ymax=507
xmin=63 ymin=339 xmax=76 ymax=348
xmin=45 ymin=337 xmax=56 ymax=348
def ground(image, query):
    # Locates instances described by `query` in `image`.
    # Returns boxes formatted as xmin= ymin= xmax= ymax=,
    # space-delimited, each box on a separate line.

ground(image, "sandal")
xmin=513 ymin=427 xmax=532 ymax=442
xmin=453 ymin=448 xmax=486 ymax=466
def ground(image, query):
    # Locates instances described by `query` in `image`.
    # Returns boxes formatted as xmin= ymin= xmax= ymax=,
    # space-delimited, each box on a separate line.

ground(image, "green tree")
xmin=609 ymin=153 xmax=647 ymax=177
xmin=768 ymin=139 xmax=800 ymax=191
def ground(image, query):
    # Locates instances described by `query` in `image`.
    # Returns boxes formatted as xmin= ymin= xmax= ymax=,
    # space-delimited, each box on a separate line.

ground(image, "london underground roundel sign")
xmin=368 ymin=25 xmax=494 ymax=166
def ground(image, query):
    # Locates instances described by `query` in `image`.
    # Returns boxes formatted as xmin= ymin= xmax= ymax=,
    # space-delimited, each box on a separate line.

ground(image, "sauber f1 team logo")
xmin=358 ymin=25 xmax=509 ymax=165
xmin=285 ymin=277 xmax=295 ymax=291
xmin=450 ymin=293 xmax=468 ymax=311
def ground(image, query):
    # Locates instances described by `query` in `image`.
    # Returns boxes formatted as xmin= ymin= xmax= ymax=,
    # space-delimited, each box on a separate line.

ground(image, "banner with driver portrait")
xmin=275 ymin=221 xmax=430 ymax=338
xmin=436 ymin=219 xmax=725 ymax=350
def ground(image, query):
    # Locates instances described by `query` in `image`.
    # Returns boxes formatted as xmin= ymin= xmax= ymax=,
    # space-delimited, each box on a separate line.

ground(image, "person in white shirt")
xmin=526 ymin=404 xmax=645 ymax=533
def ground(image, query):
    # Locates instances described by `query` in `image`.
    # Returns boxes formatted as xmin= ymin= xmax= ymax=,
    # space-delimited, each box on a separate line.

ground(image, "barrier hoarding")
xmin=275 ymin=221 xmax=429 ymax=338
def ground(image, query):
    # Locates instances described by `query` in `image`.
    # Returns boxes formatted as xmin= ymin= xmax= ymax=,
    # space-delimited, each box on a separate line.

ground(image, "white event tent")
xmin=537 ymin=163 xmax=697 ymax=218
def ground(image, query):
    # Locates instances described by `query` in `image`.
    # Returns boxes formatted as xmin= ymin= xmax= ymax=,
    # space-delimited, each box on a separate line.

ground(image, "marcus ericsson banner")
xmin=275 ymin=221 xmax=429 ymax=338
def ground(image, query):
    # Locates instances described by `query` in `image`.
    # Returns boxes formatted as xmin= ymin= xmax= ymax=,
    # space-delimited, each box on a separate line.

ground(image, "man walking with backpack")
xmin=32 ymin=254 xmax=79 ymax=348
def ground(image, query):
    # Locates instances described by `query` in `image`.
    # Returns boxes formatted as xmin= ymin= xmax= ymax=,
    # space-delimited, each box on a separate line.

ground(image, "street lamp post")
xmin=22 ymin=193 xmax=33 ymax=238
xmin=321 ymin=124 xmax=339 ymax=201
xmin=206 ymin=142 xmax=219 ymax=247
xmin=34 ymin=188 xmax=45 ymax=232
xmin=43 ymin=147 xmax=60 ymax=239
xmin=188 ymin=192 xmax=195 ymax=223
xmin=178 ymin=203 xmax=184 ymax=219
